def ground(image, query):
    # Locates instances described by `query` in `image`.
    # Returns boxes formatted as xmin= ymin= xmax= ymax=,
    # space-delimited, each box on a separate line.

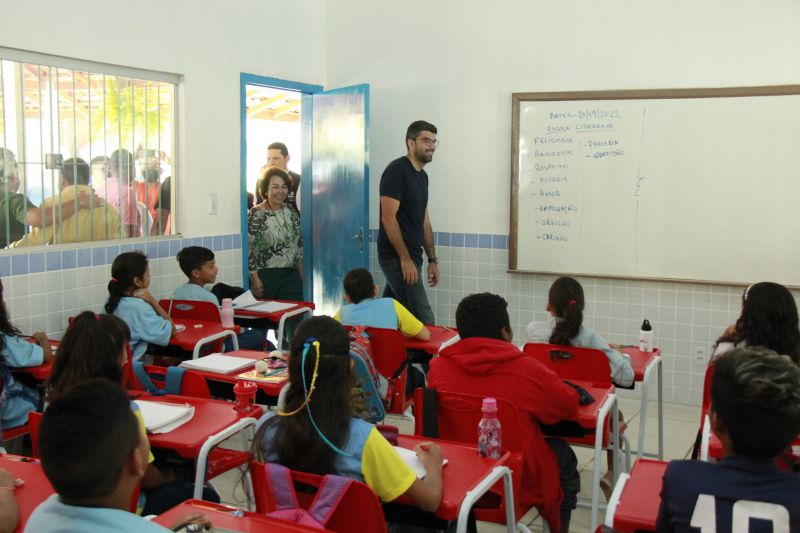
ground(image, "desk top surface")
xmin=136 ymin=393 xmax=262 ymax=457
xmin=613 ymin=459 xmax=667 ymax=533
xmin=154 ymin=500 xmax=329 ymax=532
xmin=396 ymin=435 xmax=508 ymax=521
xmin=620 ymin=347 xmax=662 ymax=381
xmin=403 ymin=325 xmax=459 ymax=354
xmin=233 ymin=299 xmax=315 ymax=321
xmin=0 ymin=455 xmax=55 ymax=533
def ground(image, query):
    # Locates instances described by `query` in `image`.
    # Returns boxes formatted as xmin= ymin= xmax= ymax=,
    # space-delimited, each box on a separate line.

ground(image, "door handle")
xmin=350 ymin=227 xmax=364 ymax=253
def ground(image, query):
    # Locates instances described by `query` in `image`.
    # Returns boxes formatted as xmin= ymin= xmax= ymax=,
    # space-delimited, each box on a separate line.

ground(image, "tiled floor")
xmin=213 ymin=397 xmax=700 ymax=532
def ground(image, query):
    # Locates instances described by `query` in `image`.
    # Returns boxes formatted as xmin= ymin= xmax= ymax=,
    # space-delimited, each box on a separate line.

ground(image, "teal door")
xmin=301 ymin=84 xmax=369 ymax=316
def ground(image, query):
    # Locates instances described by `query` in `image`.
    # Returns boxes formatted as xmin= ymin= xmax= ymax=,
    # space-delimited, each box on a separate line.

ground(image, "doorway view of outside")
xmin=244 ymin=85 xmax=301 ymax=206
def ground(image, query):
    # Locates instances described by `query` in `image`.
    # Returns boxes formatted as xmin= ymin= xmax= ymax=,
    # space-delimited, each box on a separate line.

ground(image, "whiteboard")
xmin=509 ymin=87 xmax=800 ymax=287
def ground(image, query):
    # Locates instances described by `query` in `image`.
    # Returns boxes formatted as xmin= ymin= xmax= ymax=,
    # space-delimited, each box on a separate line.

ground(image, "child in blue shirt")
xmin=334 ymin=268 xmax=430 ymax=340
xmin=26 ymin=379 xmax=211 ymax=533
xmin=174 ymin=246 xmax=267 ymax=351
xmin=656 ymin=346 xmax=800 ymax=532
xmin=106 ymin=251 xmax=175 ymax=361
xmin=0 ymin=277 xmax=53 ymax=429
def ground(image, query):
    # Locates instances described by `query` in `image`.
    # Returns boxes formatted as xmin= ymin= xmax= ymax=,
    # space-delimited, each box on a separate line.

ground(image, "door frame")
xmin=238 ymin=73 xmax=322 ymax=290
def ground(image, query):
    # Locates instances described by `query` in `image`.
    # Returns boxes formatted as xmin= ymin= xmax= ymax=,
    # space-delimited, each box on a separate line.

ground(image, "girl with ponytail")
xmin=106 ymin=251 xmax=175 ymax=361
xmin=526 ymin=276 xmax=634 ymax=387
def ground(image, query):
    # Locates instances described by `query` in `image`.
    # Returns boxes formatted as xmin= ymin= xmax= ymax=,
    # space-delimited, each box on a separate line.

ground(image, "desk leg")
xmin=456 ymin=466 xmax=515 ymax=533
xmin=589 ymin=393 xmax=615 ymax=533
xmin=657 ymin=358 xmax=664 ymax=460
xmin=276 ymin=307 xmax=312 ymax=350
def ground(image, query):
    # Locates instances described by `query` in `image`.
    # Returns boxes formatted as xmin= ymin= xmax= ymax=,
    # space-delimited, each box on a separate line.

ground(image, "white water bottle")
xmin=639 ymin=319 xmax=653 ymax=352
xmin=221 ymin=298 xmax=235 ymax=328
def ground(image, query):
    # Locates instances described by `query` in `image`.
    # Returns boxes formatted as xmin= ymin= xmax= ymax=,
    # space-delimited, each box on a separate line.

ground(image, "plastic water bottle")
xmin=639 ymin=319 xmax=653 ymax=352
xmin=478 ymin=397 xmax=502 ymax=459
xmin=221 ymin=298 xmax=235 ymax=328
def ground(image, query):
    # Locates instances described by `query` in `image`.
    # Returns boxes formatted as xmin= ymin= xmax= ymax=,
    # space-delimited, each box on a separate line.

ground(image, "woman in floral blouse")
xmin=248 ymin=168 xmax=303 ymax=301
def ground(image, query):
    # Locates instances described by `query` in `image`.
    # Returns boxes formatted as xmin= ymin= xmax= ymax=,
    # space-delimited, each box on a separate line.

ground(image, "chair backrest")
xmin=159 ymin=299 xmax=221 ymax=323
xmin=251 ymin=461 xmax=387 ymax=533
xmin=413 ymin=388 xmax=528 ymax=523
xmin=522 ymin=342 xmax=612 ymax=385
xmin=129 ymin=364 xmax=211 ymax=398
xmin=29 ymin=411 xmax=43 ymax=458
xmin=413 ymin=388 xmax=523 ymax=453
xmin=345 ymin=326 xmax=410 ymax=415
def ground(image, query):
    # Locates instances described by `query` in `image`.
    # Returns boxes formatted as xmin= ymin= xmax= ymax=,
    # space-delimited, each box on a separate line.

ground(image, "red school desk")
xmin=395 ymin=435 xmax=516 ymax=533
xmin=621 ymin=347 xmax=664 ymax=461
xmin=134 ymin=393 xmax=262 ymax=459
xmin=403 ymin=325 xmax=460 ymax=354
xmin=188 ymin=350 xmax=289 ymax=400
xmin=15 ymin=338 xmax=61 ymax=381
xmin=170 ymin=319 xmax=240 ymax=358
xmin=0 ymin=454 xmax=55 ymax=533
xmin=605 ymin=459 xmax=667 ymax=533
xmin=154 ymin=499 xmax=331 ymax=532
xmin=544 ymin=380 xmax=620 ymax=533
xmin=233 ymin=299 xmax=315 ymax=349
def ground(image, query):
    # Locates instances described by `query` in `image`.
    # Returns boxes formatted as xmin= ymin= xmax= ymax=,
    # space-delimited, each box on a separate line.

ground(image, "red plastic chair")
xmin=250 ymin=460 xmax=387 ymax=533
xmin=522 ymin=343 xmax=612 ymax=386
xmin=28 ymin=411 xmax=43 ymax=458
xmin=128 ymin=364 xmax=250 ymax=485
xmin=413 ymin=388 xmax=532 ymax=531
xmin=1 ymin=422 xmax=29 ymax=443
xmin=158 ymin=299 xmax=232 ymax=356
xmin=345 ymin=326 xmax=411 ymax=415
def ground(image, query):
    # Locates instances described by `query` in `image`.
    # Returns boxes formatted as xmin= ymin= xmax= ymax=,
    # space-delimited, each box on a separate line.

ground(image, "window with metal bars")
xmin=0 ymin=48 xmax=178 ymax=248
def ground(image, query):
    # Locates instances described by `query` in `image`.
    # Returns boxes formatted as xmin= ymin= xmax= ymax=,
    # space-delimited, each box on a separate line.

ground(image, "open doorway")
xmin=243 ymin=85 xmax=301 ymax=203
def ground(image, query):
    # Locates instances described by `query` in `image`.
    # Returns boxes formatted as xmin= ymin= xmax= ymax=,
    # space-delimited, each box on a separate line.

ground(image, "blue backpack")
xmin=132 ymin=361 xmax=186 ymax=395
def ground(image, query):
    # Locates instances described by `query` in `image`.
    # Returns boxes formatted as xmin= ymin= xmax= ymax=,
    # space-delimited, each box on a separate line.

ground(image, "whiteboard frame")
xmin=509 ymin=85 xmax=800 ymax=287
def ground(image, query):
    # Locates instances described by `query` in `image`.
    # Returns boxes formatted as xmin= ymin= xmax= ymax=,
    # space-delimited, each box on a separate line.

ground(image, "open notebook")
xmin=393 ymin=446 xmax=448 ymax=479
xmin=180 ymin=353 xmax=256 ymax=374
xmin=232 ymin=291 xmax=297 ymax=313
xmin=134 ymin=400 xmax=195 ymax=434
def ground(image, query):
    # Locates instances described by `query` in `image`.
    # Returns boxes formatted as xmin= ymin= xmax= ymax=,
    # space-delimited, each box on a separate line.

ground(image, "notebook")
xmin=237 ymin=368 xmax=288 ymax=383
xmin=179 ymin=353 xmax=256 ymax=374
xmin=134 ymin=400 xmax=195 ymax=434
xmin=232 ymin=291 xmax=296 ymax=313
xmin=392 ymin=446 xmax=448 ymax=479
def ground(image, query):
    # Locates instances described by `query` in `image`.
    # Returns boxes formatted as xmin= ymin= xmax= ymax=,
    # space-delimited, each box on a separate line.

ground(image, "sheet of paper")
xmin=180 ymin=353 xmax=256 ymax=374
xmin=232 ymin=291 xmax=296 ymax=313
xmin=134 ymin=400 xmax=195 ymax=434
xmin=392 ymin=446 xmax=447 ymax=479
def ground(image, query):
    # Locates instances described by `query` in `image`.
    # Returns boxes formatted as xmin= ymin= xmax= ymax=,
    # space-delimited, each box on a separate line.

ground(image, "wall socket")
xmin=208 ymin=193 xmax=218 ymax=215
xmin=693 ymin=345 xmax=707 ymax=364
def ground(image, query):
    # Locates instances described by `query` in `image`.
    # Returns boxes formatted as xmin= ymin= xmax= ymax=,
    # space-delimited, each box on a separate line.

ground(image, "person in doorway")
xmin=248 ymin=168 xmax=303 ymax=301
xmin=255 ymin=142 xmax=300 ymax=211
xmin=377 ymin=120 xmax=440 ymax=326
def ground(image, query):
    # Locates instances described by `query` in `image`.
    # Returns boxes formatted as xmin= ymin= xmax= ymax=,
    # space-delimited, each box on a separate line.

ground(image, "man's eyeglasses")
xmin=415 ymin=137 xmax=439 ymax=147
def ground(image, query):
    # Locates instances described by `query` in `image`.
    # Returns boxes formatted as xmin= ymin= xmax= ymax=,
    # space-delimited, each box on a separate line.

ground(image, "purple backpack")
xmin=264 ymin=463 xmax=352 ymax=529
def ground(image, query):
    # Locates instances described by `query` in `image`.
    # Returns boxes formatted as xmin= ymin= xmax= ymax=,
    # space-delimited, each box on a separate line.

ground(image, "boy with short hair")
xmin=174 ymin=246 xmax=267 ymax=351
xmin=25 ymin=379 xmax=211 ymax=532
xmin=428 ymin=292 xmax=581 ymax=533
xmin=335 ymin=268 xmax=430 ymax=340
xmin=656 ymin=346 xmax=800 ymax=532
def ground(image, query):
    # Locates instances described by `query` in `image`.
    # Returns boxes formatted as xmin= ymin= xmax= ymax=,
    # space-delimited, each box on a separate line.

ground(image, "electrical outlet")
xmin=693 ymin=345 xmax=707 ymax=364
xmin=208 ymin=193 xmax=218 ymax=215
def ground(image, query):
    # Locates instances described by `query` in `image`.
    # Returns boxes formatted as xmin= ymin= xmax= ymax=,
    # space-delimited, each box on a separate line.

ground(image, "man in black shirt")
xmin=377 ymin=120 xmax=440 ymax=325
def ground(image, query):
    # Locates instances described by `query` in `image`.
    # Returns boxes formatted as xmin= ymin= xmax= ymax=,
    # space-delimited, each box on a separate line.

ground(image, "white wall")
xmin=330 ymin=0 xmax=800 ymax=404
xmin=2 ymin=0 xmax=326 ymax=237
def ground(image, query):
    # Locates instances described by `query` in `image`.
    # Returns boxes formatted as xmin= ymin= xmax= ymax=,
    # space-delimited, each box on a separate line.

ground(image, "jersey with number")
xmin=657 ymin=456 xmax=800 ymax=532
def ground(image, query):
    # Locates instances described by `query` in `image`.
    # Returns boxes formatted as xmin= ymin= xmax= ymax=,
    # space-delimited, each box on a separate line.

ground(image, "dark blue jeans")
xmin=379 ymin=256 xmax=435 ymax=325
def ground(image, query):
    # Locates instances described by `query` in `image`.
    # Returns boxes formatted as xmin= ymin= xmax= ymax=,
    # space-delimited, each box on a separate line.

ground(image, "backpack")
xmin=263 ymin=463 xmax=352 ymax=529
xmin=348 ymin=326 xmax=388 ymax=423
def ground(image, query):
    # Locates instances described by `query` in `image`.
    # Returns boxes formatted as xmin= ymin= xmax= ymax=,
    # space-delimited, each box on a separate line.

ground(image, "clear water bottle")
xmin=639 ymin=319 xmax=653 ymax=352
xmin=221 ymin=298 xmax=235 ymax=328
xmin=478 ymin=397 xmax=502 ymax=459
